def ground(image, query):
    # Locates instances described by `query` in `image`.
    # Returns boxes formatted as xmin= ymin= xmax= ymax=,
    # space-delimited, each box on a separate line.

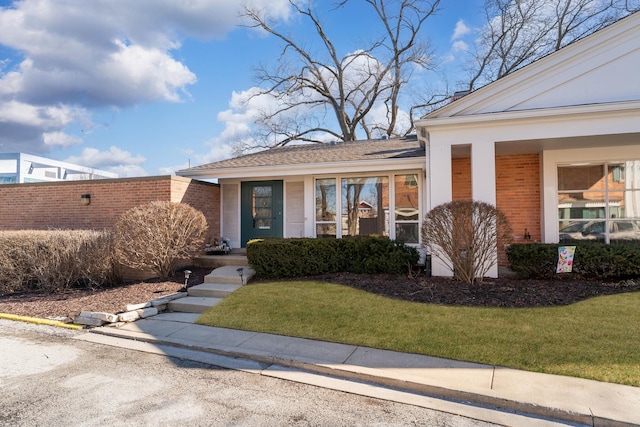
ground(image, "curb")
xmin=0 ymin=313 xmax=85 ymax=330
xmin=88 ymin=327 xmax=598 ymax=426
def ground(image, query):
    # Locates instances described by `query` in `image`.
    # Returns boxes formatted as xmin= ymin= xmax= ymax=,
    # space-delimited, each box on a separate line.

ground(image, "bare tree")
xmin=466 ymin=0 xmax=640 ymax=90
xmin=238 ymin=0 xmax=441 ymax=151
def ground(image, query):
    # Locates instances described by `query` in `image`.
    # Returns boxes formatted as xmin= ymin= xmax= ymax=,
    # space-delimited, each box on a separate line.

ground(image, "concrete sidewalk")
xmin=77 ymin=312 xmax=640 ymax=427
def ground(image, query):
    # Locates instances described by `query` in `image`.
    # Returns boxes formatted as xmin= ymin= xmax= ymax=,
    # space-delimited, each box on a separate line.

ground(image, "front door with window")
xmin=241 ymin=181 xmax=283 ymax=246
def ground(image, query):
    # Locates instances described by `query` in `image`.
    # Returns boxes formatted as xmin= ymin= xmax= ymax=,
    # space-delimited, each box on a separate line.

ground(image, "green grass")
xmin=196 ymin=281 xmax=640 ymax=386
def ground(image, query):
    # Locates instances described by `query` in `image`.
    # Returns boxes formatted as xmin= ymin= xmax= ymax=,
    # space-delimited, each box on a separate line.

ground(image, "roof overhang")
xmin=416 ymin=100 xmax=640 ymax=135
xmin=177 ymin=157 xmax=425 ymax=180
xmin=415 ymin=100 xmax=640 ymax=157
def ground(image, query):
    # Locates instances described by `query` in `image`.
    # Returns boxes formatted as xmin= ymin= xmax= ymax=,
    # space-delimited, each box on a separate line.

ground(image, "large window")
xmin=315 ymin=173 xmax=420 ymax=243
xmin=342 ymin=176 xmax=388 ymax=237
xmin=558 ymin=161 xmax=640 ymax=243
xmin=394 ymin=174 xmax=420 ymax=243
xmin=316 ymin=178 xmax=337 ymax=237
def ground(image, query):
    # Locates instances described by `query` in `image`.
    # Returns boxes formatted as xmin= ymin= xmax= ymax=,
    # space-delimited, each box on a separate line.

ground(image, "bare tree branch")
xmin=466 ymin=0 xmax=639 ymax=90
xmin=239 ymin=0 xmax=441 ymax=151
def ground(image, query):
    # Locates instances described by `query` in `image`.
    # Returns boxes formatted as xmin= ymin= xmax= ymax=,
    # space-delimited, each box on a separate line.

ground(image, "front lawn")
xmin=196 ymin=281 xmax=640 ymax=386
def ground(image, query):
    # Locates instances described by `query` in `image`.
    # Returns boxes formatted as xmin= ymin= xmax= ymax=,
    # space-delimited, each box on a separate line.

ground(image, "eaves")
xmin=177 ymin=157 xmax=425 ymax=180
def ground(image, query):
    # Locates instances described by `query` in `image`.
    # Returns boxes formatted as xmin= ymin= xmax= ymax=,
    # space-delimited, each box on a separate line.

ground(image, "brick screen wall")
xmin=496 ymin=154 xmax=541 ymax=244
xmin=452 ymin=153 xmax=541 ymax=266
xmin=0 ymin=176 xmax=220 ymax=238
xmin=452 ymin=157 xmax=471 ymax=201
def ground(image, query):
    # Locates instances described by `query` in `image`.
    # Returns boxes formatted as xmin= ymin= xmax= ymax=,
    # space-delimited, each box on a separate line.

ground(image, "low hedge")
xmin=0 ymin=230 xmax=119 ymax=295
xmin=247 ymin=237 xmax=419 ymax=279
xmin=506 ymin=242 xmax=640 ymax=280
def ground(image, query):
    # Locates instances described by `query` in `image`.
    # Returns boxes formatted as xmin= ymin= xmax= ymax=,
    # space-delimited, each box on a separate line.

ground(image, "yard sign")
xmin=556 ymin=246 xmax=576 ymax=273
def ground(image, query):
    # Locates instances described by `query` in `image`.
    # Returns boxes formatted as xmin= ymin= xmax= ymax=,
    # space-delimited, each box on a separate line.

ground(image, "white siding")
xmin=221 ymin=183 xmax=240 ymax=248
xmin=286 ymin=181 xmax=305 ymax=238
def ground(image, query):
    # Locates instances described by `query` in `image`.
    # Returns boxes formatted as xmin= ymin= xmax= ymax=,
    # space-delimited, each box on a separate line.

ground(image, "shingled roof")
xmin=180 ymin=136 xmax=424 ymax=174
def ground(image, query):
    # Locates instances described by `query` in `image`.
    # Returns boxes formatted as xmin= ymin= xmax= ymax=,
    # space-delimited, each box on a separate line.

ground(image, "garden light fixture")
xmin=183 ymin=269 xmax=192 ymax=289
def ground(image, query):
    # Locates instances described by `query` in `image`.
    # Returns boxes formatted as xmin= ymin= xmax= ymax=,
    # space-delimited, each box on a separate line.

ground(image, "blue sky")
xmin=0 ymin=0 xmax=485 ymax=177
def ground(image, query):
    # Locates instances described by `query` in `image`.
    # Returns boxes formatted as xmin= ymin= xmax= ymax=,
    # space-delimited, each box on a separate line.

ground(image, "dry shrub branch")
xmin=114 ymin=201 xmax=208 ymax=280
xmin=0 ymin=230 xmax=118 ymax=295
xmin=421 ymin=200 xmax=512 ymax=284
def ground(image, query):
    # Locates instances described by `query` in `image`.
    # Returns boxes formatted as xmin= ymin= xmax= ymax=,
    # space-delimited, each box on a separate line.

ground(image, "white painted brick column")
xmin=472 ymin=140 xmax=498 ymax=278
xmin=427 ymin=138 xmax=454 ymax=277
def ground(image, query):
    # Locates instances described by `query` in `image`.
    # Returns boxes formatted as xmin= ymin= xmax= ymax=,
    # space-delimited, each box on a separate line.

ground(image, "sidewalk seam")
xmin=343 ymin=346 xmax=359 ymax=364
xmin=490 ymin=366 xmax=496 ymax=390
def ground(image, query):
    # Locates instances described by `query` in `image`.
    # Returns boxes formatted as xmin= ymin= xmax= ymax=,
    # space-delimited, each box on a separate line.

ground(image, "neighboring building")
xmin=0 ymin=153 xmax=118 ymax=184
xmin=178 ymin=12 xmax=640 ymax=277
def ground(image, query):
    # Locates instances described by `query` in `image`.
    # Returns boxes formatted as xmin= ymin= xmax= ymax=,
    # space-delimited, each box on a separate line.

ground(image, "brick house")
xmin=177 ymin=12 xmax=640 ymax=277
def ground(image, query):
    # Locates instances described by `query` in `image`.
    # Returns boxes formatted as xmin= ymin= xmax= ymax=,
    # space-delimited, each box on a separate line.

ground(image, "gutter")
xmin=178 ymin=157 xmax=426 ymax=180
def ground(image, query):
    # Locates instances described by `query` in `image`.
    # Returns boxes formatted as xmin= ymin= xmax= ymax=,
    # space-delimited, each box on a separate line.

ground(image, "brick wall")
xmin=0 ymin=176 xmax=220 ymax=238
xmin=452 ymin=157 xmax=471 ymax=200
xmin=496 ymin=154 xmax=541 ymax=244
xmin=452 ymin=153 xmax=541 ymax=266
xmin=170 ymin=177 xmax=220 ymax=239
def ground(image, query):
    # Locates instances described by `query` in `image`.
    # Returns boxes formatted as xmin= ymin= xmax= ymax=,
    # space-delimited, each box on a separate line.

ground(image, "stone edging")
xmin=73 ymin=292 xmax=187 ymax=326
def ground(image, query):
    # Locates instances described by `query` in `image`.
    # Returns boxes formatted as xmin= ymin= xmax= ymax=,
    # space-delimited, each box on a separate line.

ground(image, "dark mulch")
xmin=0 ymin=267 xmax=212 ymax=320
xmin=302 ymin=272 xmax=640 ymax=308
xmin=3 ymin=266 xmax=640 ymax=320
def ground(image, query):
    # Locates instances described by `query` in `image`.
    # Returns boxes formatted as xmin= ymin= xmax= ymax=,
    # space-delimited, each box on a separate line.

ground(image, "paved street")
xmin=0 ymin=320 xmax=496 ymax=427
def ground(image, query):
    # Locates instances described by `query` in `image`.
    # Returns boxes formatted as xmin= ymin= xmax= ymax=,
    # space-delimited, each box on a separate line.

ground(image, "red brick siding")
xmin=171 ymin=177 xmax=221 ymax=240
xmin=452 ymin=158 xmax=472 ymax=200
xmin=450 ymin=154 xmax=541 ymax=266
xmin=0 ymin=176 xmax=220 ymax=238
xmin=496 ymin=154 xmax=541 ymax=243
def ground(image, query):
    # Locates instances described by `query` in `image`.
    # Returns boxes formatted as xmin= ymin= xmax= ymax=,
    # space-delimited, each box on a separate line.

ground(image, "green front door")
xmin=241 ymin=180 xmax=283 ymax=246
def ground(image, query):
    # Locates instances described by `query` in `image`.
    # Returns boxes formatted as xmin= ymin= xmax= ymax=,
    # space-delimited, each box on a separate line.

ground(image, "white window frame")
xmin=313 ymin=170 xmax=422 ymax=244
xmin=543 ymin=145 xmax=640 ymax=243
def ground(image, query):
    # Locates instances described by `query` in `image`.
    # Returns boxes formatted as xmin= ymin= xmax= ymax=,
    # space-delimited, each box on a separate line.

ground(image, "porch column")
xmin=471 ymin=140 xmax=498 ymax=278
xmin=427 ymin=139 xmax=454 ymax=277
xmin=303 ymin=176 xmax=315 ymax=238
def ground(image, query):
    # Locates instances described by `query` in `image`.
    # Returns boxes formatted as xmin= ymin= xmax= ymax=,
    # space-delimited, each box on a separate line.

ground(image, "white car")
xmin=559 ymin=220 xmax=640 ymax=243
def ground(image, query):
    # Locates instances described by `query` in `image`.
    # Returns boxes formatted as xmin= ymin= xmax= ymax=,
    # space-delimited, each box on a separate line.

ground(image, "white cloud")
xmin=0 ymin=100 xmax=89 ymax=151
xmin=451 ymin=19 xmax=471 ymax=41
xmin=440 ymin=53 xmax=456 ymax=64
xmin=452 ymin=40 xmax=469 ymax=52
xmin=65 ymin=146 xmax=147 ymax=177
xmin=158 ymin=142 xmax=235 ymax=175
xmin=106 ymin=164 xmax=149 ymax=178
xmin=43 ymin=131 xmax=83 ymax=147
xmin=0 ymin=0 xmax=291 ymax=156
xmin=197 ymin=141 xmax=236 ymax=164
xmin=0 ymin=100 xmax=83 ymax=129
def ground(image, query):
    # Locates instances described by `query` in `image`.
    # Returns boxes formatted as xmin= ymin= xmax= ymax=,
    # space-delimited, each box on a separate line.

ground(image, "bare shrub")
xmin=421 ymin=200 xmax=512 ymax=284
xmin=0 ymin=230 xmax=119 ymax=295
xmin=114 ymin=201 xmax=208 ymax=280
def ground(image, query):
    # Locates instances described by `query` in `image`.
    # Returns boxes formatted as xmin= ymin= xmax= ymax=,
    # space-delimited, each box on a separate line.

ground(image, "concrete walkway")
xmin=77 ymin=311 xmax=640 ymax=427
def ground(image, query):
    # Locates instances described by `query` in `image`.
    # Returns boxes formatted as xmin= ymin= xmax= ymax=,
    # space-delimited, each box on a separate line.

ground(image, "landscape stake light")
xmin=184 ymin=269 xmax=192 ymax=290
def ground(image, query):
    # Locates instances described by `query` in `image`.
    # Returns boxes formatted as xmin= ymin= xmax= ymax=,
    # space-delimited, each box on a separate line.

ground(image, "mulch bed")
xmin=2 ymin=267 xmax=640 ymax=321
xmin=303 ymin=272 xmax=640 ymax=308
xmin=0 ymin=267 xmax=211 ymax=320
